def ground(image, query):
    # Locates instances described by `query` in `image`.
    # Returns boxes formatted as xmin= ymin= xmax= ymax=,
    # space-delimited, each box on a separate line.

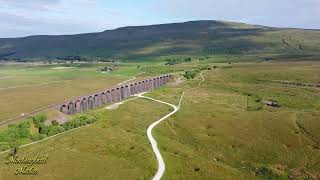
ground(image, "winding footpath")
xmin=198 ymin=70 xmax=206 ymax=86
xmin=137 ymin=92 xmax=184 ymax=180
xmin=117 ymin=76 xmax=136 ymax=85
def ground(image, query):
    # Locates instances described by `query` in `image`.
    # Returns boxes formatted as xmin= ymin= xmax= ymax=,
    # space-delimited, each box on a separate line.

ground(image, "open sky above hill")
xmin=0 ymin=0 xmax=319 ymax=37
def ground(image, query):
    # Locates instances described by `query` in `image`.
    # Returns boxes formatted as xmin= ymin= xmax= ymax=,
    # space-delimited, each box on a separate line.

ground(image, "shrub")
xmin=52 ymin=120 xmax=59 ymax=126
xmin=47 ymin=126 xmax=59 ymax=136
xmin=38 ymin=134 xmax=47 ymax=140
xmin=30 ymin=134 xmax=40 ymax=141
xmin=80 ymin=119 xmax=88 ymax=126
xmin=71 ymin=119 xmax=80 ymax=128
xmin=34 ymin=114 xmax=47 ymax=123
xmin=39 ymin=124 xmax=49 ymax=134
xmin=17 ymin=121 xmax=31 ymax=138
xmin=33 ymin=114 xmax=47 ymax=128
xmin=57 ymin=126 xmax=66 ymax=133
xmin=62 ymin=122 xmax=73 ymax=131
xmin=183 ymin=70 xmax=200 ymax=79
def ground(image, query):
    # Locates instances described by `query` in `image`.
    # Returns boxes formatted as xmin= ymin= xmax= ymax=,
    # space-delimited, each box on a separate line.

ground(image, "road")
xmin=137 ymin=92 xmax=184 ymax=180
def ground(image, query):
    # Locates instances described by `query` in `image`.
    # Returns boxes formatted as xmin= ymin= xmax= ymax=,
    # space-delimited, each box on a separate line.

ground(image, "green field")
xmin=0 ymin=59 xmax=319 ymax=179
xmin=0 ymin=63 xmax=146 ymax=123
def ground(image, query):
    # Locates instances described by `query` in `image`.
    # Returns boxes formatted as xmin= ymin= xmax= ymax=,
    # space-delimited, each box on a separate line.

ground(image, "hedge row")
xmin=0 ymin=114 xmax=97 ymax=151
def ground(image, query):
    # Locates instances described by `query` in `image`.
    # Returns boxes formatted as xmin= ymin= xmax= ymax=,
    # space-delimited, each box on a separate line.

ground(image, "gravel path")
xmin=137 ymin=92 xmax=184 ymax=180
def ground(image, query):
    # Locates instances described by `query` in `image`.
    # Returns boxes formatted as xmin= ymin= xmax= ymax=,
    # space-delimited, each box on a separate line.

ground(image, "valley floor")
xmin=0 ymin=60 xmax=319 ymax=179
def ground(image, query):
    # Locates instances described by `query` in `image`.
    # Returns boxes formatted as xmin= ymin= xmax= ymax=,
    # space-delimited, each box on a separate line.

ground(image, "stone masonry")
xmin=59 ymin=75 xmax=172 ymax=115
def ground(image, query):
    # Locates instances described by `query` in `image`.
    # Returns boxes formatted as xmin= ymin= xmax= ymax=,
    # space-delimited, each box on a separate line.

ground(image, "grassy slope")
xmin=150 ymin=62 xmax=320 ymax=179
xmin=1 ymin=21 xmax=320 ymax=60
xmin=0 ymin=60 xmax=319 ymax=179
xmin=0 ymin=99 xmax=170 ymax=180
xmin=0 ymin=63 xmax=144 ymax=122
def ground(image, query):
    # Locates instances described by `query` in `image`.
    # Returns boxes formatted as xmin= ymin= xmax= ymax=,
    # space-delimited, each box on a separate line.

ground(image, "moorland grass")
xmin=0 ymin=98 xmax=170 ymax=180
xmin=151 ymin=62 xmax=320 ymax=179
xmin=0 ymin=60 xmax=319 ymax=179
xmin=0 ymin=63 xmax=147 ymax=122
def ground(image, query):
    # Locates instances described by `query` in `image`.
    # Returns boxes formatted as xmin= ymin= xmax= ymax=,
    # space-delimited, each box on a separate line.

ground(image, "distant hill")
xmin=0 ymin=20 xmax=320 ymax=61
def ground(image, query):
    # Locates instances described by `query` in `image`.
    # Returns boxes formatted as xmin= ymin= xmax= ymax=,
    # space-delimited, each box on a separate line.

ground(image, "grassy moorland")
xmin=0 ymin=98 xmax=169 ymax=180
xmin=147 ymin=61 xmax=320 ymax=179
xmin=0 ymin=63 xmax=146 ymax=122
xmin=0 ymin=60 xmax=319 ymax=179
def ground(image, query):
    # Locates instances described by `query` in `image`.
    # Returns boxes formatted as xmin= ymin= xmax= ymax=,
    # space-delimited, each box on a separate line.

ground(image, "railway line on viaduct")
xmin=59 ymin=74 xmax=173 ymax=115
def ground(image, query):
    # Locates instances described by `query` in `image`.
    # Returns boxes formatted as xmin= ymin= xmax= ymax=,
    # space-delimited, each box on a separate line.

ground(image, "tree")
xmin=18 ymin=126 xmax=30 ymax=138
xmin=183 ymin=70 xmax=200 ymax=79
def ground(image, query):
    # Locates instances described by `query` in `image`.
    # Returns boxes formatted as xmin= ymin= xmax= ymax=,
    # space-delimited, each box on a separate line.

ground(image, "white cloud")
xmin=0 ymin=0 xmax=127 ymax=37
xmin=0 ymin=0 xmax=319 ymax=37
xmin=152 ymin=0 xmax=320 ymax=29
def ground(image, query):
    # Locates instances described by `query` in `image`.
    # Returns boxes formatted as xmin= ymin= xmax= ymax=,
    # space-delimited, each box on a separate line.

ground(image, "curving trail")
xmin=137 ymin=92 xmax=184 ymax=180
xmin=117 ymin=76 xmax=136 ymax=85
xmin=198 ymin=71 xmax=205 ymax=86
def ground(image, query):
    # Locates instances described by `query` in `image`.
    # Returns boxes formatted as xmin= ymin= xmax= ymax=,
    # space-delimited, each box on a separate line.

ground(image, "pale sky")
xmin=0 ymin=0 xmax=319 ymax=38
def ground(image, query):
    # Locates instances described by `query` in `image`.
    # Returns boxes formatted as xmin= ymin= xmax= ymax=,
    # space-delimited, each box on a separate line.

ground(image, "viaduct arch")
xmin=59 ymin=75 xmax=173 ymax=115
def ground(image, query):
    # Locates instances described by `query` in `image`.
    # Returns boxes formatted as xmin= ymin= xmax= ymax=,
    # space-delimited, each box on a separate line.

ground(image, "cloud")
xmin=0 ymin=0 xmax=126 ymax=37
xmin=152 ymin=0 xmax=320 ymax=29
xmin=0 ymin=0 xmax=319 ymax=37
xmin=0 ymin=0 xmax=61 ymax=11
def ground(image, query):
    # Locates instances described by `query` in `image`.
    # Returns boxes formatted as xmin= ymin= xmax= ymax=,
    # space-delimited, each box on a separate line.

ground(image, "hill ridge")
xmin=0 ymin=20 xmax=319 ymax=60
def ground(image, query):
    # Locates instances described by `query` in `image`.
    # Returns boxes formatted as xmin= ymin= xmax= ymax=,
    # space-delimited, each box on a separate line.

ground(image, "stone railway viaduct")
xmin=59 ymin=75 xmax=172 ymax=115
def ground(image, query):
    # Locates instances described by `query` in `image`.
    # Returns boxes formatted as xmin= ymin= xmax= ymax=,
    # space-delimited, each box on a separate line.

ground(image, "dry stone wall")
xmin=59 ymin=75 xmax=172 ymax=115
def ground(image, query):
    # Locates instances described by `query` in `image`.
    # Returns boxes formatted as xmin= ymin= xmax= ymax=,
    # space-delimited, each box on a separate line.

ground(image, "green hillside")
xmin=0 ymin=20 xmax=320 ymax=60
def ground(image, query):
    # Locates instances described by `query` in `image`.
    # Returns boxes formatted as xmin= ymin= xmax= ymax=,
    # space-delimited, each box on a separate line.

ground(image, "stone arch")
xmin=101 ymin=92 xmax=106 ymax=104
xmin=165 ymin=75 xmax=169 ymax=83
xmin=75 ymin=100 xmax=82 ymax=113
xmin=141 ymin=81 xmax=145 ymax=92
xmin=124 ymin=85 xmax=130 ymax=98
xmin=116 ymin=88 xmax=121 ymax=102
xmin=134 ymin=83 xmax=138 ymax=94
xmin=94 ymin=94 xmax=101 ymax=107
xmin=120 ymin=86 xmax=125 ymax=100
xmin=68 ymin=102 xmax=75 ymax=115
xmin=138 ymin=81 xmax=142 ymax=93
xmin=143 ymin=80 xmax=148 ymax=92
xmin=160 ymin=76 xmax=164 ymax=86
xmin=149 ymin=79 xmax=153 ymax=91
xmin=82 ymin=98 xmax=88 ymax=111
xmin=111 ymin=89 xmax=116 ymax=102
xmin=130 ymin=84 xmax=134 ymax=95
xmin=156 ymin=77 xmax=160 ymax=88
xmin=145 ymin=80 xmax=149 ymax=92
xmin=106 ymin=90 xmax=112 ymax=103
xmin=153 ymin=78 xmax=157 ymax=89
xmin=88 ymin=96 xmax=94 ymax=109
xmin=60 ymin=104 xmax=68 ymax=114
